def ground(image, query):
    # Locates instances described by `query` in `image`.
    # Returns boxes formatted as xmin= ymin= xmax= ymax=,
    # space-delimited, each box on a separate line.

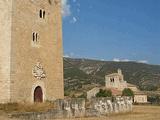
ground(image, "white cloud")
xmin=113 ymin=58 xmax=148 ymax=64
xmin=70 ymin=17 xmax=77 ymax=23
xmin=63 ymin=54 xmax=70 ymax=58
xmin=63 ymin=52 xmax=75 ymax=58
xmin=61 ymin=0 xmax=80 ymax=24
xmin=122 ymin=59 xmax=130 ymax=62
xmin=100 ymin=59 xmax=105 ymax=61
xmin=137 ymin=60 xmax=148 ymax=64
xmin=113 ymin=58 xmax=130 ymax=62
xmin=113 ymin=58 xmax=121 ymax=62
xmin=61 ymin=0 xmax=71 ymax=17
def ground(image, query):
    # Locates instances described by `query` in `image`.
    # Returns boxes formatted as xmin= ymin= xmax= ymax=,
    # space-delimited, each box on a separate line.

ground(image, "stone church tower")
xmin=0 ymin=0 xmax=64 ymax=103
xmin=105 ymin=69 xmax=127 ymax=90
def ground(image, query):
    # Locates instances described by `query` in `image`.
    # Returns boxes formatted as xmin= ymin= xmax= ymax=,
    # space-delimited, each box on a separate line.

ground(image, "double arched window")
xmin=110 ymin=78 xmax=115 ymax=82
xmin=33 ymin=32 xmax=39 ymax=43
xmin=39 ymin=9 xmax=45 ymax=19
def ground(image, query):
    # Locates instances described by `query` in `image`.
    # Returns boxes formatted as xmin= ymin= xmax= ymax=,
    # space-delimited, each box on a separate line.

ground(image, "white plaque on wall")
xmin=32 ymin=62 xmax=46 ymax=80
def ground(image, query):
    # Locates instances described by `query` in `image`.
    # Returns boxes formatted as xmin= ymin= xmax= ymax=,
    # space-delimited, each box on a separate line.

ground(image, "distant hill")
xmin=63 ymin=57 xmax=160 ymax=93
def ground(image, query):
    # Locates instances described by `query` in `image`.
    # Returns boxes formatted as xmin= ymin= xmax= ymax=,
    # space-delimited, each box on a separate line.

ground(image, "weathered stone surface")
xmin=105 ymin=69 xmax=127 ymax=91
xmin=0 ymin=0 xmax=12 ymax=103
xmin=10 ymin=97 xmax=133 ymax=119
xmin=0 ymin=0 xmax=64 ymax=103
xmin=91 ymin=97 xmax=132 ymax=115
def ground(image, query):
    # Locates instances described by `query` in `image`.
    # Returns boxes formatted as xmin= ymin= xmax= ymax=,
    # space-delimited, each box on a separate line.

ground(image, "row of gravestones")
xmin=54 ymin=96 xmax=133 ymax=118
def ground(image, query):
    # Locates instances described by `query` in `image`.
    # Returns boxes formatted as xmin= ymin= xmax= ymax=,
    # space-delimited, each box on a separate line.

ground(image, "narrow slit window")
xmin=43 ymin=11 xmax=45 ymax=19
xmin=40 ymin=10 xmax=42 ymax=18
xmin=32 ymin=32 xmax=39 ymax=45
xmin=33 ymin=33 xmax=35 ymax=42
xmin=36 ymin=33 xmax=38 ymax=42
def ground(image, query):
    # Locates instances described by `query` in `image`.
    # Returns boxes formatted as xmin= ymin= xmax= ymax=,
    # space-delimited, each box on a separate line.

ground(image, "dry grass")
xmin=0 ymin=102 xmax=55 ymax=113
xmin=55 ymin=105 xmax=160 ymax=120
xmin=0 ymin=105 xmax=160 ymax=120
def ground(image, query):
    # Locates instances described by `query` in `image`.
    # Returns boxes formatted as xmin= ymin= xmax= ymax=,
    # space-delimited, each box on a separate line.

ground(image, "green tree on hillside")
xmin=96 ymin=89 xmax=112 ymax=97
xmin=122 ymin=88 xmax=134 ymax=97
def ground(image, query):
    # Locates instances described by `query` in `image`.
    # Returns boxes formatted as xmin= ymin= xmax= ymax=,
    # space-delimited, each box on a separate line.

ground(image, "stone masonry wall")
xmin=10 ymin=97 xmax=133 ymax=120
xmin=0 ymin=0 xmax=64 ymax=104
xmin=0 ymin=0 xmax=12 ymax=103
xmin=10 ymin=0 xmax=64 ymax=103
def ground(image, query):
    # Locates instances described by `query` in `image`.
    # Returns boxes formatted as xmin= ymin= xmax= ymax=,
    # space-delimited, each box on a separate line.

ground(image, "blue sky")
xmin=61 ymin=0 xmax=160 ymax=65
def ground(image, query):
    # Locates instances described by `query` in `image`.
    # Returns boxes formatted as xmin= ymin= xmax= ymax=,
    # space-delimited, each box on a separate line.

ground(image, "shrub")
xmin=122 ymin=88 xmax=134 ymax=97
xmin=96 ymin=89 xmax=112 ymax=97
xmin=64 ymin=91 xmax=70 ymax=96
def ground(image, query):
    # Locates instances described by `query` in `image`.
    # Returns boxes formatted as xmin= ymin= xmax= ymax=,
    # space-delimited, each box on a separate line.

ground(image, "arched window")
xmin=39 ymin=9 xmax=46 ymax=19
xmin=110 ymin=78 xmax=114 ymax=82
xmin=110 ymin=78 xmax=115 ymax=82
xmin=32 ymin=32 xmax=39 ymax=44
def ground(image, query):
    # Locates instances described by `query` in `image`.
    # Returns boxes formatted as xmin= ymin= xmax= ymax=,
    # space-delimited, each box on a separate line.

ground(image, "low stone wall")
xmin=90 ymin=97 xmax=132 ymax=115
xmin=10 ymin=97 xmax=133 ymax=120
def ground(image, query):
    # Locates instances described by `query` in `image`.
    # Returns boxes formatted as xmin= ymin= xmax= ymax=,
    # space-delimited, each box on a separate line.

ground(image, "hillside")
xmin=63 ymin=57 xmax=160 ymax=93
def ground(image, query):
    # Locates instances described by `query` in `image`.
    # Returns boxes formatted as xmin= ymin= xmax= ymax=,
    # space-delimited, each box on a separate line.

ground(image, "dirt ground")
xmin=55 ymin=105 xmax=160 ymax=120
xmin=1 ymin=105 xmax=160 ymax=120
